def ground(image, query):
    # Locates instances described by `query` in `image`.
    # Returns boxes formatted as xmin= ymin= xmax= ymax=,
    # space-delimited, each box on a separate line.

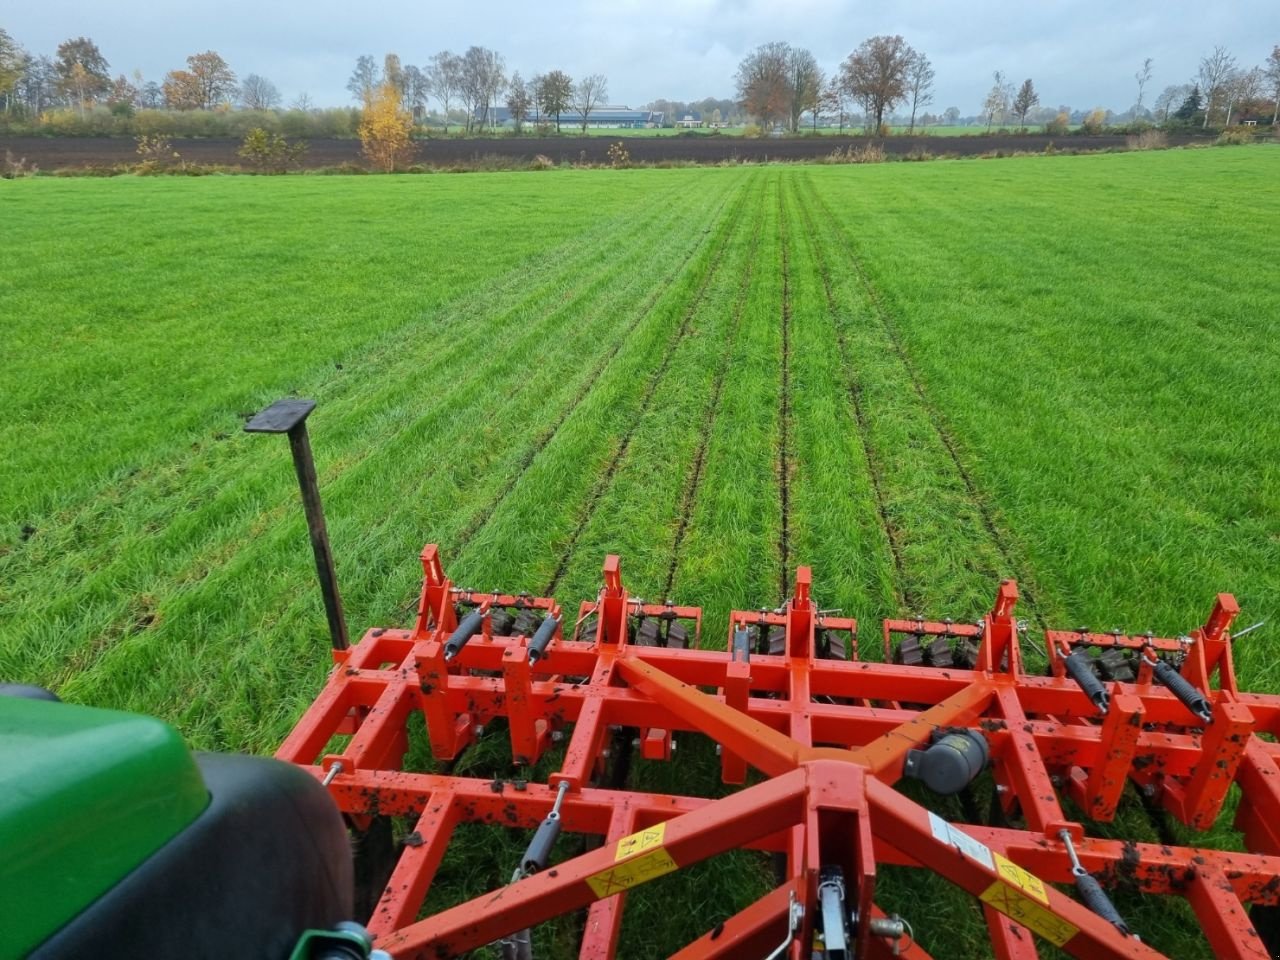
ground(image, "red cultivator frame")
xmin=277 ymin=546 xmax=1280 ymax=959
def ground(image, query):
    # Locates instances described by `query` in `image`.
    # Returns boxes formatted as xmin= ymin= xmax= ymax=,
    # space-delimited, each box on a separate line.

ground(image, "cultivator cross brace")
xmin=278 ymin=546 xmax=1280 ymax=960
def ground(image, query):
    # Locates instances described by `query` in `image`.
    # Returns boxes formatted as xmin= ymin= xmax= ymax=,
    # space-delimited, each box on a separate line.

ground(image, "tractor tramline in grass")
xmin=6 ymin=397 xmax=1280 ymax=960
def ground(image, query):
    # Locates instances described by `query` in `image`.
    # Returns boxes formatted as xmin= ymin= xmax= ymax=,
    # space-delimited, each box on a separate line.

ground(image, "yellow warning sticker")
xmin=614 ymin=822 xmax=667 ymax=861
xmin=586 ymin=847 xmax=677 ymax=897
xmin=980 ymin=856 xmax=1077 ymax=947
xmin=991 ymin=853 xmax=1049 ymax=904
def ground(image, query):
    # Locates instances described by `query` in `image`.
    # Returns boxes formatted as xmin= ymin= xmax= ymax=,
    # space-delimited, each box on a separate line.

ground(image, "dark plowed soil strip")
xmin=543 ymin=186 xmax=754 ymax=596
xmin=776 ymin=177 xmax=794 ymax=604
xmin=789 ymin=181 xmax=915 ymax=612
xmin=661 ymin=182 xmax=768 ymax=601
xmin=1 ymin=132 xmax=1213 ymax=170
xmin=801 ymin=175 xmax=1048 ymax=630
xmin=452 ymin=188 xmax=743 ymax=558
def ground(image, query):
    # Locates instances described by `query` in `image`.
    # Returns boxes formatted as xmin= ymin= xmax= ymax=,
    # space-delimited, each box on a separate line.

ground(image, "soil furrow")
xmin=542 ymin=181 xmax=754 ymax=596
xmin=789 ymin=179 xmax=913 ymax=611
xmin=776 ymin=176 xmax=794 ymax=604
xmin=661 ymin=180 xmax=768 ymax=602
xmin=801 ymin=174 xmax=1048 ymax=629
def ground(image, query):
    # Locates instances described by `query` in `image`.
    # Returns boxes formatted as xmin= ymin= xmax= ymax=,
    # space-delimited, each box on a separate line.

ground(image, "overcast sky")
xmin=9 ymin=1 xmax=1279 ymax=113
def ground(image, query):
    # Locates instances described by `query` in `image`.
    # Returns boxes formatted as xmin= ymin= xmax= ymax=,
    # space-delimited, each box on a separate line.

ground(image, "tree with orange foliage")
xmin=163 ymin=52 xmax=236 ymax=110
xmin=162 ymin=70 xmax=200 ymax=110
xmin=359 ymin=82 xmax=416 ymax=172
xmin=735 ymin=42 xmax=791 ymax=132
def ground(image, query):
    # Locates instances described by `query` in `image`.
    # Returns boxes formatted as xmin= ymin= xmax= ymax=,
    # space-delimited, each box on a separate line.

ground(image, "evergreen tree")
xmin=1173 ymin=85 xmax=1202 ymax=122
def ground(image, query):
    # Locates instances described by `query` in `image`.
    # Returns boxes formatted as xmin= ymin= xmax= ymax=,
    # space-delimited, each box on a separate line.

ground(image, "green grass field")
xmin=2 ymin=147 xmax=1278 ymax=957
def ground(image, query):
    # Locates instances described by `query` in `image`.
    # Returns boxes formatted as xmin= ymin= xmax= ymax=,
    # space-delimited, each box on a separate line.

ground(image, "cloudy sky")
xmin=10 ymin=1 xmax=1279 ymax=113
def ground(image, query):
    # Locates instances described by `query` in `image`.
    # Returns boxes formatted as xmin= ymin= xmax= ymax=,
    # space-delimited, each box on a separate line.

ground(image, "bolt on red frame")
xmin=277 ymin=545 xmax=1280 ymax=959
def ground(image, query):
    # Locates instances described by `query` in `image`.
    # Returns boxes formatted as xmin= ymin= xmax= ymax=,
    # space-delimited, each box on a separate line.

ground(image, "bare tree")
xmin=506 ymin=70 xmax=531 ymax=132
xmin=1134 ymin=57 xmax=1153 ymax=119
xmin=426 ymin=51 xmax=462 ymax=133
xmin=735 ymin=41 xmax=790 ymax=130
xmin=841 ymin=35 xmax=916 ymax=134
xmin=1012 ymin=78 xmax=1038 ymax=129
xmin=483 ymin=50 xmax=507 ymax=132
xmin=943 ymin=105 xmax=960 ymax=125
xmin=1153 ymin=84 xmax=1187 ymax=124
xmin=539 ymin=70 xmax=573 ymax=132
xmin=1225 ymin=67 xmax=1264 ymax=126
xmin=383 ymin=54 xmax=405 ymax=100
xmin=240 ymin=73 xmax=280 ymax=111
xmin=820 ymin=76 xmax=849 ymax=132
xmin=1198 ymin=45 xmax=1237 ymax=128
xmin=16 ymin=55 xmax=60 ymax=114
xmin=982 ymin=70 xmax=1013 ymax=131
xmin=1266 ymin=45 xmax=1280 ymax=125
xmin=460 ymin=46 xmax=505 ymax=132
xmin=786 ymin=46 xmax=822 ymax=132
xmin=0 ymin=29 xmax=25 ymax=113
xmin=291 ymin=92 xmax=313 ymax=112
xmin=573 ymin=73 xmax=608 ymax=132
xmin=402 ymin=65 xmax=428 ymax=122
xmin=455 ymin=66 xmax=478 ymax=131
xmin=138 ymin=80 xmax=163 ymax=110
xmin=347 ymin=55 xmax=379 ymax=104
xmin=528 ymin=73 xmax=544 ymax=126
xmin=905 ymin=52 xmax=935 ymax=133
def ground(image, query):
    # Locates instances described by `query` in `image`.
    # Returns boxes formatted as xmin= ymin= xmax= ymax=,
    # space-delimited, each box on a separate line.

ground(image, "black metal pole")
xmin=245 ymin=398 xmax=349 ymax=651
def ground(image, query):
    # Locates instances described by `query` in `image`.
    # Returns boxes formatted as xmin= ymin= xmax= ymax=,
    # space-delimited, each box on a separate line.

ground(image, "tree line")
xmin=975 ymin=47 xmax=1279 ymax=134
xmin=344 ymin=50 xmax=608 ymax=134
xmin=0 ymin=29 xmax=622 ymax=136
xmin=0 ymin=33 xmax=293 ymax=117
xmin=734 ymin=37 xmax=1280 ymax=134
xmin=1 ymin=26 xmax=1277 ymax=136
xmin=735 ymin=37 xmax=938 ymax=135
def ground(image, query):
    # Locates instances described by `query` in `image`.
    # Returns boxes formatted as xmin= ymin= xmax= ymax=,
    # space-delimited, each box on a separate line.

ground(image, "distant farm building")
xmin=479 ymin=105 xmax=662 ymax=129
xmin=674 ymin=112 xmax=704 ymax=128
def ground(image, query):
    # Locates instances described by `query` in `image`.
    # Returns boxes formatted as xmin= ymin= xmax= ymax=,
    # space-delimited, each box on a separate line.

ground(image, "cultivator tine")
xmin=277 ymin=542 xmax=1280 ymax=960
